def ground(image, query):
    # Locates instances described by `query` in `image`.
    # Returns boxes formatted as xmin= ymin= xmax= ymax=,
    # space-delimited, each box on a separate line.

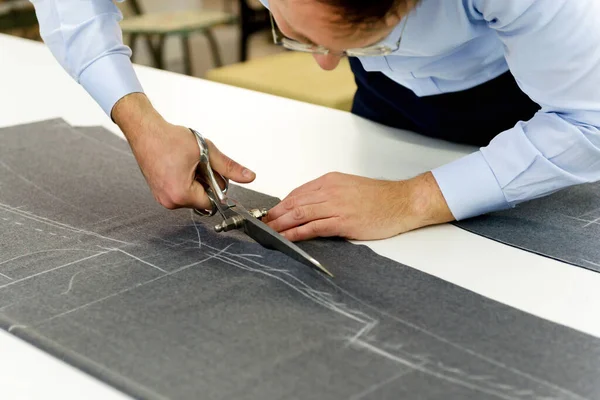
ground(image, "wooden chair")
xmin=119 ymin=0 xmax=236 ymax=75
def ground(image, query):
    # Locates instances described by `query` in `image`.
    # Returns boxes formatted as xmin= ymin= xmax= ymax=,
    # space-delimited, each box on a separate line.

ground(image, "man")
xmin=30 ymin=0 xmax=600 ymax=243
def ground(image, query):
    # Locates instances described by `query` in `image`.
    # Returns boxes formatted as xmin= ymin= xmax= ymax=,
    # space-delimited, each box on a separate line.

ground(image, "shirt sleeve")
xmin=29 ymin=0 xmax=144 ymax=117
xmin=431 ymin=0 xmax=600 ymax=221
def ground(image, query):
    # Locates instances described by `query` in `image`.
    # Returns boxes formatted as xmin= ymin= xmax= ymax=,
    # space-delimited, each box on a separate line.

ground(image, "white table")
xmin=1 ymin=33 xmax=599 ymax=399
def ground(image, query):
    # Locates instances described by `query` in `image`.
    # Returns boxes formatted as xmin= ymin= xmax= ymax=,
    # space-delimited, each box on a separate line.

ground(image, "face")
xmin=269 ymin=0 xmax=410 ymax=70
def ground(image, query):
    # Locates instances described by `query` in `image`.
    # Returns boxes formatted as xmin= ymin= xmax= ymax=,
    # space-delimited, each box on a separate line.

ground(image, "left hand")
xmin=263 ymin=171 xmax=455 ymax=242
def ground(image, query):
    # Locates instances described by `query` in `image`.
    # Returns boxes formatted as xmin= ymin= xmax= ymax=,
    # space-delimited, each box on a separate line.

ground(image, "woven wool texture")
xmin=0 ymin=119 xmax=598 ymax=400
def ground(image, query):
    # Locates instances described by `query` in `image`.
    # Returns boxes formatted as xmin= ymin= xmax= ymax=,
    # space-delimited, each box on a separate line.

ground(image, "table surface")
xmin=1 ymin=34 xmax=599 ymax=399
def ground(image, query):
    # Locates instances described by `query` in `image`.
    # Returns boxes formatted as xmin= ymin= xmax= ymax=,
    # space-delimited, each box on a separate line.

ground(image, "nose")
xmin=312 ymin=54 xmax=342 ymax=71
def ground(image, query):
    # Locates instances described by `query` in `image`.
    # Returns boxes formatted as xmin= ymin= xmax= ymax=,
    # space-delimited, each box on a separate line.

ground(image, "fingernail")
xmin=242 ymin=168 xmax=253 ymax=178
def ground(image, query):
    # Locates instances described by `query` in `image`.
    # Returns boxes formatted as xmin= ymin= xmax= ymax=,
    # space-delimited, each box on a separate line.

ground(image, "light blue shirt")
xmin=30 ymin=0 xmax=142 ymax=118
xmin=30 ymin=0 xmax=600 ymax=221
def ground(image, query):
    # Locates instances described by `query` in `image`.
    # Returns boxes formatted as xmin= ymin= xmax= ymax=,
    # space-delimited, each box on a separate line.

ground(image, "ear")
xmin=384 ymin=10 xmax=402 ymax=28
xmin=385 ymin=0 xmax=421 ymax=26
xmin=384 ymin=0 xmax=413 ymax=27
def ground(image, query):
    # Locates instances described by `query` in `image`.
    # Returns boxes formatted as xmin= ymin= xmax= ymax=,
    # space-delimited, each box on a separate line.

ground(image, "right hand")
xmin=111 ymin=93 xmax=256 ymax=211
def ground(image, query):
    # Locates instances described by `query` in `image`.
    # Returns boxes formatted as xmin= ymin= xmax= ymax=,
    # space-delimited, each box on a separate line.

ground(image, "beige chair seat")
xmin=119 ymin=9 xmax=235 ymax=74
xmin=205 ymin=51 xmax=357 ymax=111
xmin=120 ymin=10 xmax=235 ymax=35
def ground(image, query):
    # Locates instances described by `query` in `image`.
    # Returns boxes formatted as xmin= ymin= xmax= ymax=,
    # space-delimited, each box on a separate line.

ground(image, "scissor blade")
xmin=242 ymin=216 xmax=334 ymax=278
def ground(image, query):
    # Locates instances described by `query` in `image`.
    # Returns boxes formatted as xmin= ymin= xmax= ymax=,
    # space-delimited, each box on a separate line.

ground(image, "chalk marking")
xmin=0 ymin=248 xmax=105 ymax=267
xmin=0 ymin=252 xmax=109 ymax=290
xmin=0 ymin=202 xmax=131 ymax=245
xmin=113 ymin=248 xmax=168 ymax=274
xmin=348 ymin=369 xmax=414 ymax=400
xmin=0 ymin=160 xmax=99 ymax=217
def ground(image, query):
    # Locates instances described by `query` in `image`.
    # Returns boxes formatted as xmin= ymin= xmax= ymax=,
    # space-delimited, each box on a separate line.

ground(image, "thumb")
xmin=188 ymin=180 xmax=214 ymax=213
xmin=207 ymin=141 xmax=256 ymax=183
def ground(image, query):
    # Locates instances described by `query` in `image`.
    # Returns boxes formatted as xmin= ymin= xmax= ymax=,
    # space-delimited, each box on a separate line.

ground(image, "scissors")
xmin=189 ymin=128 xmax=333 ymax=278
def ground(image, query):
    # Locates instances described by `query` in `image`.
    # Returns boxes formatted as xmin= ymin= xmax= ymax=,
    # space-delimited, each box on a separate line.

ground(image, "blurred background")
xmin=0 ymin=0 xmax=356 ymax=112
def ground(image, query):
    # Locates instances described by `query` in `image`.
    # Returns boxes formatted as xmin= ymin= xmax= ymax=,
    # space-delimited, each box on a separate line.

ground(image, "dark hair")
xmin=316 ymin=0 xmax=407 ymax=26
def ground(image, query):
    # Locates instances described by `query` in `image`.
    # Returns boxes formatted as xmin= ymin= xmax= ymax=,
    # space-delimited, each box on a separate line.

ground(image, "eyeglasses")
xmin=269 ymin=11 xmax=409 ymax=57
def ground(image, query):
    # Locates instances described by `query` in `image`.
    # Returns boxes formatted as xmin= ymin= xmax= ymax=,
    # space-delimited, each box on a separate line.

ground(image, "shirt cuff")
xmin=79 ymin=53 xmax=144 ymax=117
xmin=431 ymin=151 xmax=511 ymax=221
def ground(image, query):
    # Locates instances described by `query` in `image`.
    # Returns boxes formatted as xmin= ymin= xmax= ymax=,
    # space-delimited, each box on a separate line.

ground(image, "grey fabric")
xmin=454 ymin=182 xmax=600 ymax=273
xmin=0 ymin=119 xmax=599 ymax=400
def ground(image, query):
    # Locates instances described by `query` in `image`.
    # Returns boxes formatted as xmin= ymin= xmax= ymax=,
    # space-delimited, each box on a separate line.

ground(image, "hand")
xmin=263 ymin=171 xmax=455 ymax=242
xmin=111 ymin=93 xmax=255 ymax=210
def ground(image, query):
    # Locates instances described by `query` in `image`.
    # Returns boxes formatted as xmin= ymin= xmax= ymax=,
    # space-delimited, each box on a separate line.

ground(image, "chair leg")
xmin=203 ymin=29 xmax=223 ymax=68
xmin=149 ymin=36 xmax=163 ymax=68
xmin=181 ymin=35 xmax=193 ymax=76
xmin=238 ymin=0 xmax=271 ymax=62
xmin=155 ymin=34 xmax=166 ymax=70
xmin=239 ymin=27 xmax=249 ymax=62
xmin=127 ymin=33 xmax=162 ymax=68
xmin=128 ymin=33 xmax=138 ymax=58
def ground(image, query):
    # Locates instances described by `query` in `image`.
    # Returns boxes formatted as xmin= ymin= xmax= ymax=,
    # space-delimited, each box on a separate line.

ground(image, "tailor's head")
xmin=268 ymin=0 xmax=417 ymax=70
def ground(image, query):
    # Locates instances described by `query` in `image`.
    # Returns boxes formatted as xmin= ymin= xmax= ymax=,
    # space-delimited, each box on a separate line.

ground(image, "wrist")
xmin=111 ymin=93 xmax=166 ymax=145
xmin=402 ymin=172 xmax=455 ymax=230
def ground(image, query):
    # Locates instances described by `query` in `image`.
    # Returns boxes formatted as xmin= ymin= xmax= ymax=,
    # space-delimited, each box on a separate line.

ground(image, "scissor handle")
xmin=190 ymin=128 xmax=230 ymax=217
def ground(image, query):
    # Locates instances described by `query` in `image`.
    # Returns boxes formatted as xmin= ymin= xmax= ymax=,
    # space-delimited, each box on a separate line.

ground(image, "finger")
xmin=286 ymin=178 xmax=324 ymax=198
xmin=213 ymin=170 xmax=228 ymax=191
xmin=194 ymin=167 xmax=227 ymax=191
xmin=206 ymin=140 xmax=255 ymax=183
xmin=285 ymin=172 xmax=340 ymax=198
xmin=267 ymin=203 xmax=333 ymax=233
xmin=280 ymin=218 xmax=342 ymax=242
xmin=188 ymin=180 xmax=213 ymax=211
xmin=263 ymin=190 xmax=329 ymax=223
